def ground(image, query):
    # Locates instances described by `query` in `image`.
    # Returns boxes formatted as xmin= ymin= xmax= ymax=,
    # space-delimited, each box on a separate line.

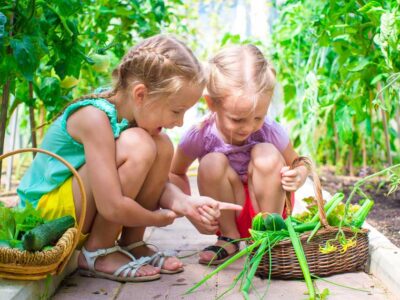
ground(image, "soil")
xmin=319 ymin=167 xmax=400 ymax=248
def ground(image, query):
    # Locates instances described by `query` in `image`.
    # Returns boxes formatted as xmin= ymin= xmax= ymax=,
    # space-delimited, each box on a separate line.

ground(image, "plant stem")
xmin=378 ymin=82 xmax=392 ymax=165
xmin=286 ymin=217 xmax=315 ymax=300
xmin=0 ymin=80 xmax=11 ymax=180
xmin=185 ymin=239 xmax=263 ymax=294
xmin=29 ymin=82 xmax=37 ymax=153
xmin=339 ymin=164 xmax=400 ymax=229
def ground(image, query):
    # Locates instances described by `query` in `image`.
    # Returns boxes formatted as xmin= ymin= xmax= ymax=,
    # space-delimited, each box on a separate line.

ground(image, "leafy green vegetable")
xmin=0 ymin=202 xmax=45 ymax=249
xmin=0 ymin=204 xmax=16 ymax=241
xmin=13 ymin=202 xmax=45 ymax=239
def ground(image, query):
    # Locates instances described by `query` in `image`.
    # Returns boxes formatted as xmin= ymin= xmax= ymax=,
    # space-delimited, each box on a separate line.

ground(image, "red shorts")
xmin=235 ymin=183 xmax=295 ymax=238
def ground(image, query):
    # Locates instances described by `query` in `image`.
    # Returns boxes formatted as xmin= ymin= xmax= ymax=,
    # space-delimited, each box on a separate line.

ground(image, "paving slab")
xmin=1 ymin=177 xmax=398 ymax=299
xmin=0 ymin=251 xmax=78 ymax=300
xmin=130 ymin=218 xmax=394 ymax=300
xmin=53 ymin=275 xmax=121 ymax=300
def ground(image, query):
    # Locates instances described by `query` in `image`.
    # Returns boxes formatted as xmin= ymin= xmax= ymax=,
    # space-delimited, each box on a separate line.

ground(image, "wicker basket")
xmin=0 ymin=148 xmax=87 ymax=280
xmin=252 ymin=157 xmax=369 ymax=279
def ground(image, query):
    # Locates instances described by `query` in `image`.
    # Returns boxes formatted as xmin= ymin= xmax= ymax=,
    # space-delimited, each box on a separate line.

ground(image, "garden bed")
xmin=320 ymin=167 xmax=400 ymax=248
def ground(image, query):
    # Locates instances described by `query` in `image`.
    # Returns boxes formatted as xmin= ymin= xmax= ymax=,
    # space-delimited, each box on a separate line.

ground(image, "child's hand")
xmin=280 ymin=165 xmax=307 ymax=192
xmin=154 ymin=209 xmax=179 ymax=227
xmin=187 ymin=196 xmax=242 ymax=234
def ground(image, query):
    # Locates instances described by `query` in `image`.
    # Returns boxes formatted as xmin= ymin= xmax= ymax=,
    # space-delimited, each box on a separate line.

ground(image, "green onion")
xmin=293 ymin=221 xmax=319 ymax=233
xmin=285 ymin=217 xmax=315 ymax=300
xmin=185 ymin=239 xmax=263 ymax=294
xmin=241 ymin=234 xmax=284 ymax=299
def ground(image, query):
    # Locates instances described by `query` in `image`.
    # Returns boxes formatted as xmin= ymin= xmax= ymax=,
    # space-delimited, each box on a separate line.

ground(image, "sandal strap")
xmin=217 ymin=236 xmax=240 ymax=250
xmin=118 ymin=240 xmax=178 ymax=269
xmin=202 ymin=245 xmax=228 ymax=261
xmin=81 ymin=245 xmax=136 ymax=272
xmin=114 ymin=256 xmax=151 ymax=278
xmin=148 ymin=250 xmax=178 ymax=268
xmin=121 ymin=240 xmax=147 ymax=251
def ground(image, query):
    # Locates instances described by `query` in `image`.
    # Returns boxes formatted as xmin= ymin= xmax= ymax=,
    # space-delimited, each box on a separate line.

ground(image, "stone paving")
xmin=51 ymin=178 xmax=396 ymax=300
xmin=52 ymin=216 xmax=394 ymax=300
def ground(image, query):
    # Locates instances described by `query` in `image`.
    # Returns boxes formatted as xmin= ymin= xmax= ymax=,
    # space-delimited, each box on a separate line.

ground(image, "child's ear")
xmin=204 ymin=95 xmax=217 ymax=112
xmin=132 ymin=84 xmax=147 ymax=105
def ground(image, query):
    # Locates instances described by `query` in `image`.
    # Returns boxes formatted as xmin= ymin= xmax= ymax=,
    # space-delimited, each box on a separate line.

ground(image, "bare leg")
xmin=117 ymin=132 xmax=183 ymax=272
xmin=73 ymin=128 xmax=161 ymax=277
xmin=197 ymin=152 xmax=245 ymax=262
xmin=248 ymin=143 xmax=286 ymax=214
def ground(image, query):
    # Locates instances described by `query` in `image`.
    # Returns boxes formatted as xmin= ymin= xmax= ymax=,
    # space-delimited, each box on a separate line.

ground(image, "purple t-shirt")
xmin=179 ymin=114 xmax=290 ymax=181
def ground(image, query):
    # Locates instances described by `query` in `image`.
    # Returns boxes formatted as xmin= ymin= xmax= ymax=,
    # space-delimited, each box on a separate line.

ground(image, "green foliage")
xmin=0 ymin=202 xmax=45 ymax=247
xmin=270 ymin=0 xmax=400 ymax=172
xmin=0 ymin=0 xmax=185 ymax=130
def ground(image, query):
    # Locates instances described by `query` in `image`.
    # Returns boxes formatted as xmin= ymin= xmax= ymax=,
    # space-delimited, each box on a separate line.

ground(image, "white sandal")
xmin=120 ymin=241 xmax=184 ymax=274
xmin=79 ymin=245 xmax=161 ymax=282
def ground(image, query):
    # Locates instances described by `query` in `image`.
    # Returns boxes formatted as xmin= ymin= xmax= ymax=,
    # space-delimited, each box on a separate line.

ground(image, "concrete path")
xmin=53 ymin=217 xmax=394 ymax=300
xmin=52 ymin=177 xmax=396 ymax=300
xmin=1 ymin=177 xmax=398 ymax=299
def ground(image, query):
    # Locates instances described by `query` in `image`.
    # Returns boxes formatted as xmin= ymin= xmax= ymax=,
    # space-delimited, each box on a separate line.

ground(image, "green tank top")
xmin=17 ymin=97 xmax=129 ymax=207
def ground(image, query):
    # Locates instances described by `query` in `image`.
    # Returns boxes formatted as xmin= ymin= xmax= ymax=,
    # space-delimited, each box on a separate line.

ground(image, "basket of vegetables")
xmin=0 ymin=148 xmax=86 ymax=280
xmin=187 ymin=156 xmax=375 ymax=299
xmin=249 ymin=157 xmax=370 ymax=280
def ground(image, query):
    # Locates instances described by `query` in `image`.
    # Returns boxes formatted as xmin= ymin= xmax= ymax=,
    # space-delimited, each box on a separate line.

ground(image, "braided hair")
xmin=38 ymin=35 xmax=205 ymax=130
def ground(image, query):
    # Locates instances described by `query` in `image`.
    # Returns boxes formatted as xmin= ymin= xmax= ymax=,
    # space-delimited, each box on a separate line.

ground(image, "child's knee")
xmin=198 ymin=152 xmax=229 ymax=181
xmin=153 ymin=132 xmax=174 ymax=163
xmin=117 ymin=128 xmax=157 ymax=165
xmin=250 ymin=143 xmax=285 ymax=174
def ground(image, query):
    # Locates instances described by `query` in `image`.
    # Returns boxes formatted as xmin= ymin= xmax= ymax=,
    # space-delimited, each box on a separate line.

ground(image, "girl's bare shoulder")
xmin=66 ymin=106 xmax=114 ymax=143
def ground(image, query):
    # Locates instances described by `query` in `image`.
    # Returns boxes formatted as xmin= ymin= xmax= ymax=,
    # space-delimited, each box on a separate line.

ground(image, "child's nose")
xmin=175 ymin=116 xmax=184 ymax=127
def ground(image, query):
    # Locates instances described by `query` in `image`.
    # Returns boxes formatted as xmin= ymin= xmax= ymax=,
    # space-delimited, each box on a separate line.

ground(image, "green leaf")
xmin=335 ymin=104 xmax=354 ymax=143
xmin=53 ymin=0 xmax=82 ymax=17
xmin=10 ymin=35 xmax=46 ymax=81
xmin=358 ymin=1 xmax=382 ymax=13
xmin=370 ymin=73 xmax=388 ymax=85
xmin=0 ymin=206 xmax=15 ymax=240
xmin=39 ymin=77 xmax=61 ymax=105
xmin=347 ymin=59 xmax=372 ymax=72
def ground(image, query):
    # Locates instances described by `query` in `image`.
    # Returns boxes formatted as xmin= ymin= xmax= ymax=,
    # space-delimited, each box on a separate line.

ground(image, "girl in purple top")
xmin=170 ymin=44 xmax=309 ymax=265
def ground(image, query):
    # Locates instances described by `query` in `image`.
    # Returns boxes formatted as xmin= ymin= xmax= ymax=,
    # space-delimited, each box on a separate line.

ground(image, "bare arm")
xmin=281 ymin=142 xmax=309 ymax=191
xmin=167 ymin=146 xmax=241 ymax=234
xmin=169 ymin=147 xmax=195 ymax=195
xmin=68 ymin=106 xmax=174 ymax=227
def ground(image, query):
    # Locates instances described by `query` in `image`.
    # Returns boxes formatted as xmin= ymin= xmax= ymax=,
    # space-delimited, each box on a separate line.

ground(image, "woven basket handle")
xmin=284 ymin=156 xmax=328 ymax=228
xmin=0 ymin=148 xmax=87 ymax=273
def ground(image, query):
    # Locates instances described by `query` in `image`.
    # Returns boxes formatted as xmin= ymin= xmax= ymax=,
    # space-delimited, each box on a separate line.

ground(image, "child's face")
xmin=136 ymin=84 xmax=203 ymax=136
xmin=213 ymin=94 xmax=270 ymax=145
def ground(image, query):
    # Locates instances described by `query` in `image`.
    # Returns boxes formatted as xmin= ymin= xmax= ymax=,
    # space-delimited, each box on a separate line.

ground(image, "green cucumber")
xmin=251 ymin=213 xmax=266 ymax=231
xmin=351 ymin=199 xmax=374 ymax=228
xmin=22 ymin=215 xmax=75 ymax=251
xmin=264 ymin=213 xmax=287 ymax=231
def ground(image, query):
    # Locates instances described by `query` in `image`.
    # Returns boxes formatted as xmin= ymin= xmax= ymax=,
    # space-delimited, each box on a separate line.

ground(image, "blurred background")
xmin=1 ymin=0 xmax=400 ymax=190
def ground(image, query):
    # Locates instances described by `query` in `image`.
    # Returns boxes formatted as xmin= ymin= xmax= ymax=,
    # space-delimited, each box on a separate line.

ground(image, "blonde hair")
xmin=207 ymin=44 xmax=276 ymax=105
xmin=40 ymin=35 xmax=204 ymax=128
xmin=111 ymin=34 xmax=205 ymax=98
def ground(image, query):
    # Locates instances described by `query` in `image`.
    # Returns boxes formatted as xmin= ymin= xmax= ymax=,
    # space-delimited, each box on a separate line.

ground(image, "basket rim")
xmin=0 ymin=148 xmax=87 ymax=277
xmin=0 ymin=228 xmax=77 ymax=268
xmin=248 ymin=226 xmax=369 ymax=246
